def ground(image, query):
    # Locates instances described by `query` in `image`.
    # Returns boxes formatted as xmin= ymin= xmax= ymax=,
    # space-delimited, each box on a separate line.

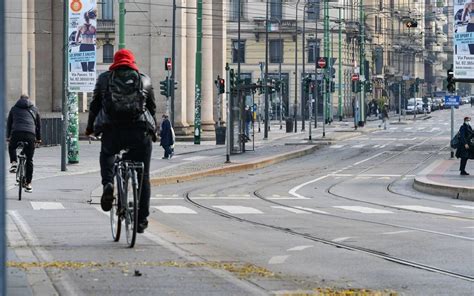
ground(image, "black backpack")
xmin=103 ymin=69 xmax=145 ymax=120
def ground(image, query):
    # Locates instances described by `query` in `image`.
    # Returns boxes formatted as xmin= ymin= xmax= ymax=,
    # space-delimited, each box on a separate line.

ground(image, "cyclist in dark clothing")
xmin=6 ymin=94 xmax=42 ymax=193
xmin=86 ymin=49 xmax=157 ymax=233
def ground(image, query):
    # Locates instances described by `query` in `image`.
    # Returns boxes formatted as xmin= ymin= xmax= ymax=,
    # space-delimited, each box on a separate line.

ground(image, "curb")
xmin=150 ymin=144 xmax=323 ymax=186
xmin=413 ymin=176 xmax=474 ymax=201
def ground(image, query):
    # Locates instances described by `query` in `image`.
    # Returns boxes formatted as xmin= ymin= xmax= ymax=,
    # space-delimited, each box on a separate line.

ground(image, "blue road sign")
xmin=444 ymin=95 xmax=460 ymax=107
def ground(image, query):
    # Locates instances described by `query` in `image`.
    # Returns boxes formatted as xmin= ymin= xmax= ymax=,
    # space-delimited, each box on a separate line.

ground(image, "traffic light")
xmin=351 ymin=80 xmax=361 ymax=93
xmin=364 ymin=81 xmax=372 ymax=93
xmin=414 ymin=78 xmax=420 ymax=93
xmin=330 ymin=81 xmax=336 ymax=93
xmin=215 ymin=76 xmax=225 ymax=94
xmin=406 ymin=20 xmax=418 ymax=28
xmin=160 ymin=77 xmax=170 ymax=97
xmin=229 ymin=69 xmax=235 ymax=90
xmin=447 ymin=67 xmax=455 ymax=93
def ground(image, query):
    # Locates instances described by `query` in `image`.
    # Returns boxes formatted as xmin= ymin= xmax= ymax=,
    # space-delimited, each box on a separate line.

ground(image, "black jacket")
xmin=7 ymin=97 xmax=41 ymax=140
xmin=456 ymin=123 xmax=474 ymax=159
xmin=160 ymin=118 xmax=174 ymax=147
xmin=86 ymin=69 xmax=157 ymax=136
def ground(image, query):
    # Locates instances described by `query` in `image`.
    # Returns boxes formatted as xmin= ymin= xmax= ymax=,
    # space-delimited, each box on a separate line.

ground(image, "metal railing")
xmin=40 ymin=117 xmax=62 ymax=146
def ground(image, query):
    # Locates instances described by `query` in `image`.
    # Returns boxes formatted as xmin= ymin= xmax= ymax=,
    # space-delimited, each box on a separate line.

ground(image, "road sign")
xmin=444 ymin=95 xmax=460 ymax=107
xmin=165 ymin=57 xmax=172 ymax=71
xmin=318 ymin=58 xmax=326 ymax=68
xmin=351 ymin=74 xmax=359 ymax=81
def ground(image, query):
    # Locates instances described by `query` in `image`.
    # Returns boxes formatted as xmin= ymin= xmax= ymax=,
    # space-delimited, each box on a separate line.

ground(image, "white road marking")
xmin=373 ymin=145 xmax=381 ymax=148
xmin=464 ymin=226 xmax=474 ymax=229
xmin=268 ymin=197 xmax=305 ymax=200
xmin=395 ymin=205 xmax=460 ymax=214
xmin=452 ymin=205 xmax=474 ymax=210
xmin=153 ymin=206 xmax=197 ymax=214
xmin=213 ymin=206 xmax=263 ymax=214
xmin=287 ymin=245 xmax=314 ymax=251
xmin=353 ymin=152 xmax=385 ymax=166
xmin=181 ymin=156 xmax=209 ymax=161
xmin=330 ymin=144 xmax=345 ymax=149
xmin=294 ymin=207 xmax=329 ymax=214
xmin=334 ymin=206 xmax=393 ymax=214
xmin=268 ymin=255 xmax=289 ymax=265
xmin=288 ymin=176 xmax=328 ymax=199
xmin=404 ymin=127 xmax=413 ymax=130
xmin=379 ymin=144 xmax=386 ymax=148
xmin=271 ymin=206 xmax=310 ymax=214
xmin=389 ymin=127 xmax=398 ymax=130
xmin=30 ymin=202 xmax=65 ymax=210
xmin=382 ymin=230 xmax=415 ymax=235
xmin=352 ymin=144 xmax=366 ymax=148
xmin=151 ymin=197 xmax=182 ymax=200
xmin=332 ymin=237 xmax=352 ymax=242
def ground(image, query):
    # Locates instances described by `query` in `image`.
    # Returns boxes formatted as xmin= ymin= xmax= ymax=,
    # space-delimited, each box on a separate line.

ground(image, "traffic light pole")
xmin=61 ymin=1 xmax=68 ymax=171
xmin=301 ymin=3 xmax=306 ymax=132
xmin=294 ymin=0 xmax=300 ymax=133
xmin=399 ymin=83 xmax=402 ymax=122
xmin=324 ymin=0 xmax=330 ymax=124
xmin=194 ymin=0 xmax=203 ymax=144
xmin=225 ymin=64 xmax=231 ymax=163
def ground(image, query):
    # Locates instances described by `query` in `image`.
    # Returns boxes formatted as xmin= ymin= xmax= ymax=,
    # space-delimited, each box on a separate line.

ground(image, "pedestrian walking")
xmin=379 ymin=104 xmax=389 ymax=130
xmin=160 ymin=114 xmax=174 ymax=159
xmin=85 ymin=48 xmax=157 ymax=233
xmin=456 ymin=116 xmax=473 ymax=175
xmin=6 ymin=94 xmax=42 ymax=193
xmin=244 ymin=105 xmax=253 ymax=141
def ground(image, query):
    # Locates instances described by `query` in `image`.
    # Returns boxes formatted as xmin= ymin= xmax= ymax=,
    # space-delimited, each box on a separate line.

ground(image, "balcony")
xmin=253 ymin=19 xmax=297 ymax=33
xmin=97 ymin=19 xmax=115 ymax=33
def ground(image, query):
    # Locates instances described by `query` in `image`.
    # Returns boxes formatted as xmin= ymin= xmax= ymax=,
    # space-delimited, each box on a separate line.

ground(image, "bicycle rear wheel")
xmin=124 ymin=171 xmax=138 ymax=248
xmin=110 ymin=175 xmax=122 ymax=242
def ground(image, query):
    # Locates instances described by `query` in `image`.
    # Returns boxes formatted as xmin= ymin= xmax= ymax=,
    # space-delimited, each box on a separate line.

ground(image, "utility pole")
xmin=338 ymin=7 xmax=343 ymax=121
xmin=294 ymin=0 xmax=300 ymax=133
xmin=238 ymin=0 xmax=243 ymax=151
xmin=359 ymin=0 xmax=365 ymax=126
xmin=264 ymin=0 xmax=269 ymax=139
xmin=119 ymin=0 xmax=125 ymax=49
xmin=61 ymin=0 xmax=68 ymax=171
xmin=301 ymin=3 xmax=306 ymax=132
xmin=194 ymin=0 xmax=203 ymax=144
xmin=171 ymin=0 xmax=176 ymax=126
xmin=324 ymin=0 xmax=329 ymax=124
xmin=0 ymin=0 xmax=6 ymax=292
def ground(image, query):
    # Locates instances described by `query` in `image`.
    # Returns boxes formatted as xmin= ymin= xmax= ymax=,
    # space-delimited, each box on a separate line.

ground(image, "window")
xmin=230 ymin=0 xmax=245 ymax=21
xmin=103 ymin=43 xmax=114 ymax=63
xmin=270 ymin=39 xmax=283 ymax=63
xmin=101 ymin=0 xmax=113 ymax=20
xmin=270 ymin=0 xmax=282 ymax=20
xmin=307 ymin=0 xmax=320 ymax=20
xmin=232 ymin=40 xmax=245 ymax=63
xmin=307 ymin=39 xmax=320 ymax=63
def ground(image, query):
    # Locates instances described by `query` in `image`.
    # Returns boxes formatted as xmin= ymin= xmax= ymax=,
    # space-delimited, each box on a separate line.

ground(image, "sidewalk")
xmin=414 ymin=158 xmax=474 ymax=201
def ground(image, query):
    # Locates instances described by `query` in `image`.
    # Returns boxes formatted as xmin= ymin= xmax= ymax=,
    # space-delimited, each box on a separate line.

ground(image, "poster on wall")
xmin=68 ymin=0 xmax=97 ymax=92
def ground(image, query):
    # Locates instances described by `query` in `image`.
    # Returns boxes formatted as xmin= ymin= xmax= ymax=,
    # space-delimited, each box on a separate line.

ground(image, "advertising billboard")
xmin=68 ymin=0 xmax=97 ymax=92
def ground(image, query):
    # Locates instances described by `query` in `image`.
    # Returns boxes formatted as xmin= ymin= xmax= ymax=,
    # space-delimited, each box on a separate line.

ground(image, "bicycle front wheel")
xmin=124 ymin=172 xmax=138 ymax=248
xmin=17 ymin=164 xmax=23 ymax=201
xmin=110 ymin=174 xmax=122 ymax=242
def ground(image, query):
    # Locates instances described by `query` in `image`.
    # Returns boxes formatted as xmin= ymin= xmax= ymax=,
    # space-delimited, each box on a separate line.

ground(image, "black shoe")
xmin=137 ymin=221 xmax=148 ymax=234
xmin=460 ymin=171 xmax=470 ymax=176
xmin=101 ymin=183 xmax=114 ymax=212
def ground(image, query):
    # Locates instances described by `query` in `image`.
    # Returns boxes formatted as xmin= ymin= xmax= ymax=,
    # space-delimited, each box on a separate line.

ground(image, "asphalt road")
xmin=6 ymin=106 xmax=474 ymax=295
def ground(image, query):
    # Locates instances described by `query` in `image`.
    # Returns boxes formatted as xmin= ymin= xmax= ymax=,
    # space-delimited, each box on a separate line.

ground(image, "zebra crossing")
xmin=330 ymin=143 xmax=405 ymax=150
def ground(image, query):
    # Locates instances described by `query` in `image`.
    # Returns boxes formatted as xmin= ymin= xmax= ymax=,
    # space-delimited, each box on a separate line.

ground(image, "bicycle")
xmin=15 ymin=142 xmax=28 ymax=201
xmin=110 ymin=150 xmax=144 ymax=248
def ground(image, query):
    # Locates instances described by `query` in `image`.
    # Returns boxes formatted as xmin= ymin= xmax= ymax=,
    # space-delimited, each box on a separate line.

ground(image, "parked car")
xmin=406 ymin=98 xmax=424 ymax=114
xmin=461 ymin=97 xmax=470 ymax=104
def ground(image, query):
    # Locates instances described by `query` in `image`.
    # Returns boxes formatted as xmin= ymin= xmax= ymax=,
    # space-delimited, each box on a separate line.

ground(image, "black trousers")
xmin=8 ymin=132 xmax=36 ymax=183
xmin=100 ymin=128 xmax=152 ymax=222
xmin=162 ymin=145 xmax=173 ymax=158
xmin=79 ymin=44 xmax=95 ymax=72
xmin=460 ymin=158 xmax=468 ymax=173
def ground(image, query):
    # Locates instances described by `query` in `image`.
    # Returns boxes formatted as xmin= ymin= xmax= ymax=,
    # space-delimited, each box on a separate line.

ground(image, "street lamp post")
xmin=301 ymin=2 xmax=307 ymax=132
